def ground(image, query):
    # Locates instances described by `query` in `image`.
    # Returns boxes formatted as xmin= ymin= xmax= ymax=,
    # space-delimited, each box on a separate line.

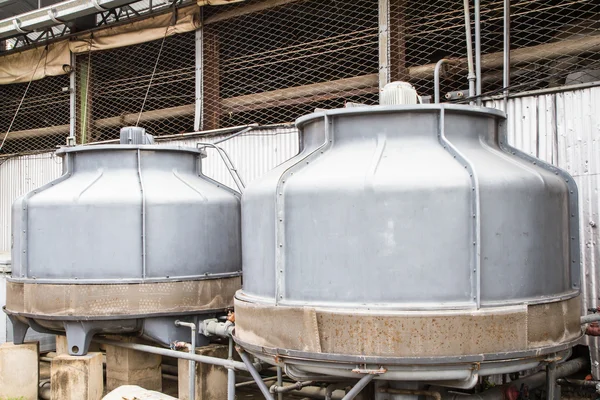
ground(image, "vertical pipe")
xmin=194 ymin=12 xmax=203 ymax=132
xmin=547 ymin=362 xmax=558 ymax=400
xmin=474 ymin=0 xmax=482 ymax=104
xmin=238 ymin=349 xmax=275 ymax=400
xmin=276 ymin=365 xmax=284 ymax=400
xmin=227 ymin=338 xmax=236 ymax=400
xmin=69 ymin=52 xmax=76 ymax=141
xmin=434 ymin=59 xmax=451 ymax=103
xmin=341 ymin=374 xmax=376 ymax=400
xmin=175 ymin=321 xmax=196 ymax=400
xmin=503 ymin=0 xmax=511 ymax=110
xmin=378 ymin=0 xmax=390 ymax=100
xmin=463 ymin=0 xmax=476 ymax=103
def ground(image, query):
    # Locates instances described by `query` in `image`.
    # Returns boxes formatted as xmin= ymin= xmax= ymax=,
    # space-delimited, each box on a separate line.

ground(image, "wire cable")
xmin=0 ymin=46 xmax=48 ymax=152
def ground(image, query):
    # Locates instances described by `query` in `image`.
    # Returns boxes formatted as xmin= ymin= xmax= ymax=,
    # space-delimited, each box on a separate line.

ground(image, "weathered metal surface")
xmin=5 ymin=276 xmax=240 ymax=317
xmin=234 ymin=296 xmax=581 ymax=359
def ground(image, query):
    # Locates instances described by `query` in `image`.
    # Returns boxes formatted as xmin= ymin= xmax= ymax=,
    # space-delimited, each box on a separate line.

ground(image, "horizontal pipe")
xmin=446 ymin=357 xmax=588 ymax=400
xmin=581 ymin=314 xmax=600 ymax=324
xmin=557 ymin=378 xmax=600 ymax=387
xmin=380 ymin=388 xmax=442 ymax=400
xmin=94 ymin=338 xmax=255 ymax=372
xmin=271 ymin=380 xmax=316 ymax=393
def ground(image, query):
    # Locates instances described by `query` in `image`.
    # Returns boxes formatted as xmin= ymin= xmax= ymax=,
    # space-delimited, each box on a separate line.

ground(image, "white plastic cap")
xmin=380 ymin=81 xmax=420 ymax=105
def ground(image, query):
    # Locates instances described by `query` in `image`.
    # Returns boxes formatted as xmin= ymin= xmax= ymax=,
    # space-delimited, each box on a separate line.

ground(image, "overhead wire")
xmin=0 ymin=46 xmax=48 ymax=153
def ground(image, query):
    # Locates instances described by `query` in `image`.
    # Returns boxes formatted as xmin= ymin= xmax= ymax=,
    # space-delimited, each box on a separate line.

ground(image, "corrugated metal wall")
xmin=486 ymin=87 xmax=600 ymax=375
xmin=0 ymin=153 xmax=63 ymax=253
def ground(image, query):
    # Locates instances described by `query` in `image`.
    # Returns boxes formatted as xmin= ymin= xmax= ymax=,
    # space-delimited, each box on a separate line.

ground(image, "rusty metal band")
xmin=5 ymin=276 xmax=241 ymax=318
xmin=234 ymin=295 xmax=582 ymax=359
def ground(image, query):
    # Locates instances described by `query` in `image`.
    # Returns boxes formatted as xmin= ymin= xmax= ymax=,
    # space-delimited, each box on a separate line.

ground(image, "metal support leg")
xmin=7 ymin=315 xmax=28 ymax=344
xmin=342 ymin=374 xmax=376 ymax=400
xmin=238 ymin=348 xmax=275 ymax=400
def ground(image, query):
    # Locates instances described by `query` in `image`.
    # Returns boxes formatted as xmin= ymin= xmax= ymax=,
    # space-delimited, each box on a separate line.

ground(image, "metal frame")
xmin=274 ymin=115 xmax=334 ymax=304
xmin=437 ymin=106 xmax=481 ymax=308
xmin=235 ymin=334 xmax=577 ymax=371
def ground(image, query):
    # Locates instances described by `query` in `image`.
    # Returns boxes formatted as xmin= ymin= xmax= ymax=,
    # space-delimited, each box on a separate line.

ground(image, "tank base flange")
xmin=4 ymin=309 xmax=217 ymax=356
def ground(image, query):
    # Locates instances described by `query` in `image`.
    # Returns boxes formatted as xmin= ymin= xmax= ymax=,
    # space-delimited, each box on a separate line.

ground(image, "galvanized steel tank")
xmin=4 ymin=128 xmax=241 ymax=355
xmin=234 ymin=104 xmax=582 ymax=384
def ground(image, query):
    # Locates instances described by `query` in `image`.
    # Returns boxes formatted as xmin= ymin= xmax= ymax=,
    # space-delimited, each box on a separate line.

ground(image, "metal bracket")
xmin=12 ymin=18 xmax=30 ymax=34
xmin=48 ymin=8 xmax=66 ymax=25
xmin=91 ymin=0 xmax=109 ymax=12
xmin=352 ymin=366 xmax=387 ymax=375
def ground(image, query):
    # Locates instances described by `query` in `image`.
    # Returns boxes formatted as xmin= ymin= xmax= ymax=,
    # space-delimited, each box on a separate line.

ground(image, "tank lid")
xmin=295 ymin=104 xmax=506 ymax=128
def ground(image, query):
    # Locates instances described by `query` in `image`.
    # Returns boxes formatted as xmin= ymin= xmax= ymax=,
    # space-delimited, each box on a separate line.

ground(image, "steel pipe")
xmin=434 ymin=59 xmax=452 ymax=103
xmin=341 ymin=374 xmax=375 ymax=400
xmin=227 ymin=337 xmax=236 ymax=400
xmin=581 ymin=314 xmax=600 ymax=324
xmin=174 ymin=320 xmax=196 ymax=400
xmin=444 ymin=357 xmax=588 ymax=400
xmin=463 ymin=0 xmax=476 ymax=103
xmin=271 ymin=380 xmax=316 ymax=394
xmin=547 ymin=361 xmax=558 ymax=400
xmin=379 ymin=388 xmax=442 ymax=400
xmin=474 ymin=0 xmax=482 ymax=104
xmin=238 ymin=347 xmax=275 ymax=400
xmin=503 ymin=0 xmax=510 ymax=109
xmin=276 ymin=365 xmax=284 ymax=400
xmin=93 ymin=338 xmax=254 ymax=372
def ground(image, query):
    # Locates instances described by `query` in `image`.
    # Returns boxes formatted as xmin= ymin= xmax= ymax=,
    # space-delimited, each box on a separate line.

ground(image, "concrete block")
xmin=55 ymin=335 xmax=68 ymax=355
xmin=105 ymin=339 xmax=162 ymax=392
xmin=51 ymin=352 xmax=103 ymax=400
xmin=178 ymin=344 xmax=229 ymax=400
xmin=0 ymin=341 xmax=39 ymax=400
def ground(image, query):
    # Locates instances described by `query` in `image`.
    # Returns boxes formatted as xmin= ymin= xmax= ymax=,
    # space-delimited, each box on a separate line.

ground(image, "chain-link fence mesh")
xmin=0 ymin=74 xmax=70 ymax=156
xmin=1 ymin=0 xmax=600 ymax=157
xmin=201 ymin=0 xmax=379 ymax=129
xmin=75 ymin=30 xmax=195 ymax=143
xmin=500 ymin=0 xmax=600 ymax=93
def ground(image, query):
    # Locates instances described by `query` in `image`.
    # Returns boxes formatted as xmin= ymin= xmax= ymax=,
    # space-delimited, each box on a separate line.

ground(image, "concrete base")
xmin=0 ymin=341 xmax=39 ymax=400
xmin=105 ymin=338 xmax=162 ymax=392
xmin=51 ymin=352 xmax=103 ymax=400
xmin=178 ymin=344 xmax=229 ymax=400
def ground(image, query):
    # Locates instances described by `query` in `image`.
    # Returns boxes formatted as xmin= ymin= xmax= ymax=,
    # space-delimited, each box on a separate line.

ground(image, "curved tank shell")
xmin=234 ymin=104 xmax=582 ymax=383
xmin=4 ymin=135 xmax=241 ymax=355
